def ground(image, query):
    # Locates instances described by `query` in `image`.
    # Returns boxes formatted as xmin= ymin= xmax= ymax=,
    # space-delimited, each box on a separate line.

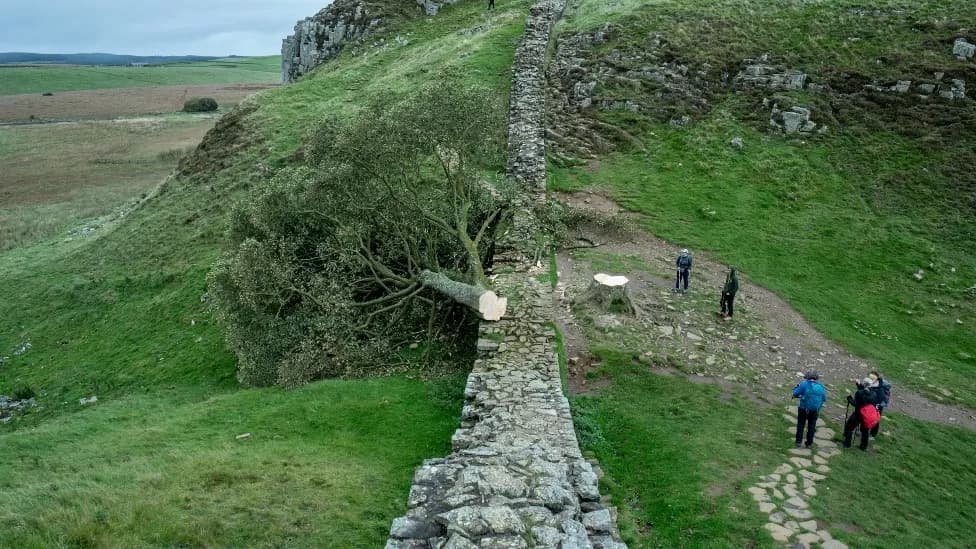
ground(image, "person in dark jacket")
xmin=868 ymin=370 xmax=891 ymax=438
xmin=675 ymin=249 xmax=693 ymax=293
xmin=843 ymin=377 xmax=879 ymax=450
xmin=792 ymin=370 xmax=827 ymax=447
xmin=720 ymin=266 xmax=739 ymax=320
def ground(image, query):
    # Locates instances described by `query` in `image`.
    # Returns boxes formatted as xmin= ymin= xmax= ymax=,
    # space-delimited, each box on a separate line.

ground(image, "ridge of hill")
xmin=0 ymin=52 xmax=227 ymax=66
xmin=0 ymin=0 xmax=532 ymax=545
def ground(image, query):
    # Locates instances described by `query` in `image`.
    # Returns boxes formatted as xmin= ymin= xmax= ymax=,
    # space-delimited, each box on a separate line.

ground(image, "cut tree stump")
xmin=578 ymin=273 xmax=638 ymax=315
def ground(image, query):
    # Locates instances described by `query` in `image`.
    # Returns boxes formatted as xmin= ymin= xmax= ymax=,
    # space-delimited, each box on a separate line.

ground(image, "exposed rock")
xmin=281 ymin=0 xmax=373 ymax=83
xmin=730 ymin=136 xmax=744 ymax=149
xmin=735 ymin=56 xmax=811 ymax=91
xmin=768 ymin=102 xmax=824 ymax=135
xmin=939 ymin=79 xmax=967 ymax=100
xmin=281 ymin=0 xmax=454 ymax=83
xmin=418 ymin=0 xmax=459 ymax=16
xmin=953 ymin=38 xmax=975 ymax=60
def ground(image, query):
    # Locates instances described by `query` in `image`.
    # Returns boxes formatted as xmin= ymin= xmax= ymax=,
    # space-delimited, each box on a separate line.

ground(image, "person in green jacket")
xmin=720 ymin=266 xmax=739 ymax=320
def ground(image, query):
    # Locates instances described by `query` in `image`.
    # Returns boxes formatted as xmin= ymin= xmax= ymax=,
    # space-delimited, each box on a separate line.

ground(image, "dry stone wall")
xmin=386 ymin=1 xmax=626 ymax=547
xmin=507 ymin=0 xmax=565 ymax=199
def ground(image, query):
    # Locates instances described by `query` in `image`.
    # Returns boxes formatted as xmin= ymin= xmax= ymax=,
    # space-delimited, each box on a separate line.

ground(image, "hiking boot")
xmin=795 ymin=441 xmax=802 ymax=448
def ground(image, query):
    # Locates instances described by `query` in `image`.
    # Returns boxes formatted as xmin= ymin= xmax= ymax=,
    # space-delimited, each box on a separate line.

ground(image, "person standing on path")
xmin=792 ymin=370 xmax=827 ymax=448
xmin=488 ymin=0 xmax=495 ymax=9
xmin=868 ymin=370 xmax=891 ymax=438
xmin=675 ymin=248 xmax=693 ymax=294
xmin=843 ymin=377 xmax=879 ymax=451
xmin=720 ymin=266 xmax=739 ymax=320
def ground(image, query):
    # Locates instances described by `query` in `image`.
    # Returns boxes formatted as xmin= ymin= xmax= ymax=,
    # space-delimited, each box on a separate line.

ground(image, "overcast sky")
xmin=1 ymin=0 xmax=333 ymax=56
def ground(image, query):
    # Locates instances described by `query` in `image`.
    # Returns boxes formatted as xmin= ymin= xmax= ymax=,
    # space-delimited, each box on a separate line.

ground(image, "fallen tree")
xmin=209 ymin=83 xmax=513 ymax=387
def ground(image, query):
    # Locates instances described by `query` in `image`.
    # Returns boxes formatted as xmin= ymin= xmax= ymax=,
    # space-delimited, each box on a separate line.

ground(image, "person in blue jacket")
xmin=675 ymin=248 xmax=693 ymax=293
xmin=792 ymin=370 xmax=827 ymax=448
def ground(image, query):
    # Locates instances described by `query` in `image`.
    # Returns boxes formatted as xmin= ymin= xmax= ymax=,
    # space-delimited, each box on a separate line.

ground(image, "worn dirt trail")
xmin=552 ymin=191 xmax=976 ymax=432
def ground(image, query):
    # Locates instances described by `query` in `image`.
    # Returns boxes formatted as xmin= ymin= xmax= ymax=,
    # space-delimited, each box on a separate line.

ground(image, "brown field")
xmin=0 ymin=83 xmax=277 ymax=123
xmin=0 ymin=115 xmax=217 ymax=250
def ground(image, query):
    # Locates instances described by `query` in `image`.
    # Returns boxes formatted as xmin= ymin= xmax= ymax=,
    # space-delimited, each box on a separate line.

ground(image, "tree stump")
xmin=578 ymin=273 xmax=638 ymax=315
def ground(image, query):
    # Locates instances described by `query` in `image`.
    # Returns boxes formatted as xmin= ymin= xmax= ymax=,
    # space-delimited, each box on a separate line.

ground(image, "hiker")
xmin=674 ymin=248 xmax=693 ymax=293
xmin=843 ymin=377 xmax=879 ymax=451
xmin=488 ymin=0 xmax=495 ymax=9
xmin=868 ymin=370 xmax=891 ymax=438
xmin=720 ymin=266 xmax=739 ymax=320
xmin=792 ymin=370 xmax=827 ymax=448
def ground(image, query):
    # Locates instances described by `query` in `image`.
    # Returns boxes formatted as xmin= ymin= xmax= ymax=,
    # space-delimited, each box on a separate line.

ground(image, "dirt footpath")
xmin=553 ymin=191 xmax=976 ymax=431
xmin=0 ymin=83 xmax=278 ymax=123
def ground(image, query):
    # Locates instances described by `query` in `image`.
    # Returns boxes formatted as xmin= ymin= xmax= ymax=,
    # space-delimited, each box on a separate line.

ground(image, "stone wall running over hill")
xmin=386 ymin=1 xmax=626 ymax=547
xmin=506 ymin=0 xmax=565 ymax=199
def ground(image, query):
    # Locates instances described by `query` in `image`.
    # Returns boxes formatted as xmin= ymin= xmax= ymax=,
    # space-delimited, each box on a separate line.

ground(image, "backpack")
xmin=860 ymin=404 xmax=880 ymax=430
xmin=881 ymin=379 xmax=891 ymax=407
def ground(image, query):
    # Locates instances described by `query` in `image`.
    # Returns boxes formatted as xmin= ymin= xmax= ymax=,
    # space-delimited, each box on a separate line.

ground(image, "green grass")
xmin=551 ymin=113 xmax=976 ymax=407
xmin=571 ymin=349 xmax=781 ymax=547
xmin=0 ymin=374 xmax=465 ymax=547
xmin=813 ymin=414 xmax=976 ymax=548
xmin=0 ymin=0 xmax=533 ymax=543
xmin=549 ymin=0 xmax=976 ymax=407
xmin=0 ymin=56 xmax=281 ymax=96
xmin=0 ymin=114 xmax=217 ymax=250
xmin=560 ymin=0 xmax=976 ymax=80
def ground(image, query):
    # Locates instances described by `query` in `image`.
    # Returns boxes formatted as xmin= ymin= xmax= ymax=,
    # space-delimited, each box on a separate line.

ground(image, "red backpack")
xmin=860 ymin=404 xmax=880 ymax=430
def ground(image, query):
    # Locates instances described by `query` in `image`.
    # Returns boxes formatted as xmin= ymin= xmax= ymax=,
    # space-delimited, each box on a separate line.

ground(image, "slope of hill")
xmin=0 ymin=0 xmax=531 ymax=545
xmin=547 ymin=0 xmax=976 ymax=546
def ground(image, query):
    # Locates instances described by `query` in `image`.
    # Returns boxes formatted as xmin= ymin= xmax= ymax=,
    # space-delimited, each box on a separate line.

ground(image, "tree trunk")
xmin=578 ymin=273 xmax=638 ymax=315
xmin=419 ymin=270 xmax=507 ymax=321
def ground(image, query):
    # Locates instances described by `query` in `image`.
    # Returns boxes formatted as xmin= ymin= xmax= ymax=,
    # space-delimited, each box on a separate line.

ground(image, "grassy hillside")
xmin=0 ymin=0 xmax=530 ymax=544
xmin=0 ymin=114 xmax=218 ymax=250
xmin=553 ymin=0 xmax=976 ymax=546
xmin=0 ymin=56 xmax=281 ymax=96
xmin=552 ymin=0 xmax=976 ymax=407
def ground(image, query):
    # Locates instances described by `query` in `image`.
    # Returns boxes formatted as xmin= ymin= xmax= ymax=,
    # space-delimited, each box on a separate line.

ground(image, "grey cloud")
xmin=0 ymin=0 xmax=333 ymax=55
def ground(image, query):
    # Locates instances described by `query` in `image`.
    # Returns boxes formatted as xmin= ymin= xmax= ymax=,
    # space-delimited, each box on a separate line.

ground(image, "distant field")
xmin=0 ymin=114 xmax=218 ymax=250
xmin=0 ymin=56 xmax=281 ymax=96
xmin=0 ymin=83 xmax=277 ymax=123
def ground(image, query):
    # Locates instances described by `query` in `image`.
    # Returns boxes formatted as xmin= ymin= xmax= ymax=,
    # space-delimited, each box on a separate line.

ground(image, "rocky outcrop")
xmin=417 ymin=0 xmax=459 ymax=16
xmin=735 ymin=56 xmax=815 ymax=92
xmin=547 ymin=28 xmax=713 ymax=158
xmin=281 ymin=0 xmax=377 ymax=83
xmin=953 ymin=38 xmax=975 ymax=61
xmin=281 ymin=0 xmax=463 ymax=83
xmin=0 ymin=395 xmax=35 ymax=424
xmin=386 ymin=1 xmax=626 ymax=547
xmin=766 ymin=101 xmax=826 ymax=135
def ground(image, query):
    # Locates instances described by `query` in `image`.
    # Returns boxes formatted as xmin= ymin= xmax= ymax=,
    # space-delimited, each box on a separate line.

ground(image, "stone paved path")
xmin=553 ymin=191 xmax=976 ymax=431
xmin=750 ymin=407 xmax=849 ymax=548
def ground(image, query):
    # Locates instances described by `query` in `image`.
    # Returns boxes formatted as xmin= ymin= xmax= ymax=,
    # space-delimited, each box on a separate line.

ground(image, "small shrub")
xmin=13 ymin=385 xmax=36 ymax=401
xmin=183 ymin=97 xmax=219 ymax=113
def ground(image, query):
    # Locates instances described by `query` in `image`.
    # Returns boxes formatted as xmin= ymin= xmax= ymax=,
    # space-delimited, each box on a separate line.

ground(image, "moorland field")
xmin=1 ymin=1 xmax=975 ymax=547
